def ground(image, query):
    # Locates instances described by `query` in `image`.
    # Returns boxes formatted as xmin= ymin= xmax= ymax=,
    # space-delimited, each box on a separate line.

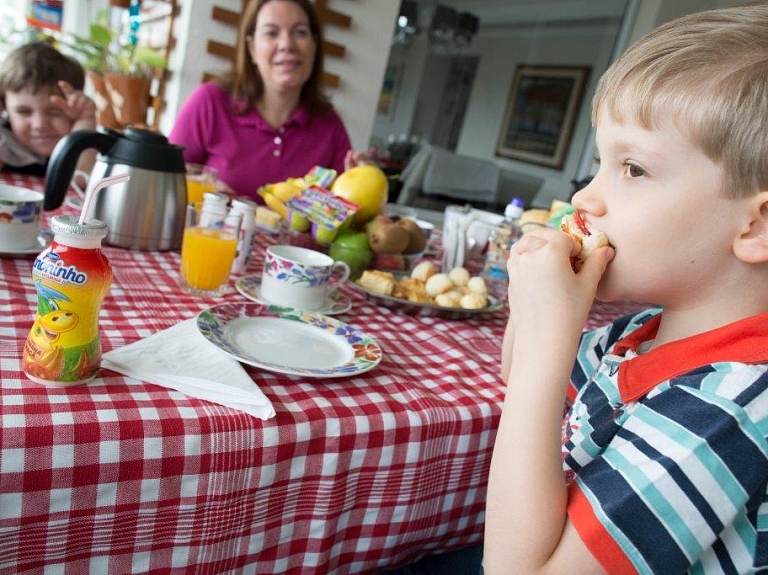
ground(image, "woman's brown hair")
xmin=217 ymin=0 xmax=332 ymax=116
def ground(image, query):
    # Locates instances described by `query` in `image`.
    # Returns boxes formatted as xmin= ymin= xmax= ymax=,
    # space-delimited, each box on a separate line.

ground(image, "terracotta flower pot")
xmin=104 ymin=73 xmax=152 ymax=128
xmin=86 ymin=70 xmax=119 ymax=130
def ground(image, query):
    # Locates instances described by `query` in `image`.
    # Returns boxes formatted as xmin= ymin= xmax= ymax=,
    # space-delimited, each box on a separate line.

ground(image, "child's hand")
xmin=507 ymin=227 xmax=613 ymax=340
xmin=51 ymin=81 xmax=97 ymax=127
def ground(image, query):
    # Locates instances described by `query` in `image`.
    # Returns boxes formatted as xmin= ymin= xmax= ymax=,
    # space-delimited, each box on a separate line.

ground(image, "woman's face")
xmin=248 ymin=0 xmax=316 ymax=96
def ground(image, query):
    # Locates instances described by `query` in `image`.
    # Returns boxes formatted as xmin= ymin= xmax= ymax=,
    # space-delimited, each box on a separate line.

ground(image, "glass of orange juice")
xmin=179 ymin=203 xmax=242 ymax=297
xmin=186 ymin=163 xmax=219 ymax=205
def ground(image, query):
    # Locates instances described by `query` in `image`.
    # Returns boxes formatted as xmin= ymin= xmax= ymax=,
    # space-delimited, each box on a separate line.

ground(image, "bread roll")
xmin=448 ymin=266 xmax=470 ymax=287
xmin=460 ymin=292 xmax=487 ymax=310
xmin=466 ymin=276 xmax=488 ymax=295
xmin=411 ymin=261 xmax=437 ymax=282
xmin=444 ymin=289 xmax=464 ymax=302
xmin=560 ymin=211 xmax=610 ymax=271
xmin=394 ymin=277 xmax=429 ymax=303
xmin=434 ymin=292 xmax=461 ymax=308
xmin=425 ymin=273 xmax=453 ymax=296
xmin=357 ymin=270 xmax=396 ymax=296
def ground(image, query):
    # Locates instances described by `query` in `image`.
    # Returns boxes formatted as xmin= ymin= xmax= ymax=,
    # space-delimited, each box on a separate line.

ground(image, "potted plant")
xmin=39 ymin=9 xmax=167 ymax=129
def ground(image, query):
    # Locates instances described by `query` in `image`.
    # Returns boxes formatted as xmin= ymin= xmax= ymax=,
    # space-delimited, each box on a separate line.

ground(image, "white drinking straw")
xmin=78 ymin=173 xmax=131 ymax=225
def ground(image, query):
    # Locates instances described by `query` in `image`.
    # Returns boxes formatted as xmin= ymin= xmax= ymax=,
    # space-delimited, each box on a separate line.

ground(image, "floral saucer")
xmin=235 ymin=274 xmax=352 ymax=315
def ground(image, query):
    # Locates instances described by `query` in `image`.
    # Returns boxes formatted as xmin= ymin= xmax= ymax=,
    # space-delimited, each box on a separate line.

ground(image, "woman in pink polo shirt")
xmin=170 ymin=0 xmax=359 ymax=203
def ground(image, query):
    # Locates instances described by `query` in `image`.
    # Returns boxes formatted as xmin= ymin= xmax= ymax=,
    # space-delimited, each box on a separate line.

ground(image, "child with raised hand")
xmin=0 ymin=41 xmax=96 ymax=176
xmin=485 ymin=4 xmax=768 ymax=574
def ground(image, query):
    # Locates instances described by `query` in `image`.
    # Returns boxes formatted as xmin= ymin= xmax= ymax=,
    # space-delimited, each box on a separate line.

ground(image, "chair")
xmin=396 ymin=144 xmax=502 ymax=211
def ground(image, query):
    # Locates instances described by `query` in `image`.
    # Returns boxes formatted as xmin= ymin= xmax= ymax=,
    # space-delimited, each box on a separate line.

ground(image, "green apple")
xmin=329 ymin=230 xmax=373 ymax=273
xmin=288 ymin=210 xmax=310 ymax=233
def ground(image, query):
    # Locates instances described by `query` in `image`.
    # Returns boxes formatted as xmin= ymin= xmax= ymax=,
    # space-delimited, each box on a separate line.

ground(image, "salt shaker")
xmin=229 ymin=198 xmax=257 ymax=274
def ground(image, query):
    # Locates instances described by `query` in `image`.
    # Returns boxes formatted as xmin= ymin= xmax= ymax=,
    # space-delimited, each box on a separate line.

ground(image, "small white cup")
xmin=261 ymin=245 xmax=350 ymax=310
xmin=0 ymin=184 xmax=43 ymax=251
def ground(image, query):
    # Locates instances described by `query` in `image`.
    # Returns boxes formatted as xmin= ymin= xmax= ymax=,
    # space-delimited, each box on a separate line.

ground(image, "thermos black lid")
xmin=102 ymin=126 xmax=186 ymax=173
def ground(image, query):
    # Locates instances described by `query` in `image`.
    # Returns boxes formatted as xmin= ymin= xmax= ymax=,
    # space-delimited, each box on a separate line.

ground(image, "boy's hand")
xmin=51 ymin=81 xmax=97 ymax=127
xmin=507 ymin=227 xmax=614 ymax=341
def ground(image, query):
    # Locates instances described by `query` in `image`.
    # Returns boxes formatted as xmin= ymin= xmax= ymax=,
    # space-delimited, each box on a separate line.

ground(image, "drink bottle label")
xmin=23 ymin=242 xmax=112 ymax=384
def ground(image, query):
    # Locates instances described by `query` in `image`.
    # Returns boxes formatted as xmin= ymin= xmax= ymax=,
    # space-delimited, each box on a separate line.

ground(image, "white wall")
xmin=320 ymin=0 xmax=401 ymax=151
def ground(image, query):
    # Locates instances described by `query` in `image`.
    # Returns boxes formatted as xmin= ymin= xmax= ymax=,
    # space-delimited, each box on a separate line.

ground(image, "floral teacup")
xmin=261 ymin=245 xmax=350 ymax=310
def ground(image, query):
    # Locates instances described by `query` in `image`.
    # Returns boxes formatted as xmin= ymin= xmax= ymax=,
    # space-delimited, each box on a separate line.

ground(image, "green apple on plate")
xmin=329 ymin=230 xmax=373 ymax=274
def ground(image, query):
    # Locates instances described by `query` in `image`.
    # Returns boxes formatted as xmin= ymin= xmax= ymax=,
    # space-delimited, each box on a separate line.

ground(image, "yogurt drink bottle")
xmin=23 ymin=215 xmax=112 ymax=386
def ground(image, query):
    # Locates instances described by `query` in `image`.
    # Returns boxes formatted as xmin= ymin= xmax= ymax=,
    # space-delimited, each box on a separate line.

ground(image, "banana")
xmin=262 ymin=192 xmax=288 ymax=220
xmin=272 ymin=180 xmax=303 ymax=202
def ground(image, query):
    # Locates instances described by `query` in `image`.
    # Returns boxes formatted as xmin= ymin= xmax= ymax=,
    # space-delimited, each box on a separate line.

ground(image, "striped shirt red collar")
xmin=612 ymin=311 xmax=768 ymax=403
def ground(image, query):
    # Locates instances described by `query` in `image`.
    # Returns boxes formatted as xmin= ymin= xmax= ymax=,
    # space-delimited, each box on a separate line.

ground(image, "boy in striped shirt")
xmin=485 ymin=4 xmax=768 ymax=574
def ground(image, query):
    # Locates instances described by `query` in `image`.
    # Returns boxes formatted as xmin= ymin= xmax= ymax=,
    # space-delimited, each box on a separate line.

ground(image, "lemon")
xmin=331 ymin=165 xmax=388 ymax=226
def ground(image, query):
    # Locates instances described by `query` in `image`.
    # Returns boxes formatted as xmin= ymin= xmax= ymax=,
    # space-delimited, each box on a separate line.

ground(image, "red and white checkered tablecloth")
xmin=0 ymin=173 xmax=648 ymax=573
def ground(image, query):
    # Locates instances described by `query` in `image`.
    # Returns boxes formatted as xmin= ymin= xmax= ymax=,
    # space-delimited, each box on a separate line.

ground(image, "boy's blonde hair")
xmin=593 ymin=3 xmax=768 ymax=198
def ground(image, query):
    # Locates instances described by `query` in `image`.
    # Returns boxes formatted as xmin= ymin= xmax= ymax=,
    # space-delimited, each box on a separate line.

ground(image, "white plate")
xmin=196 ymin=302 xmax=382 ymax=378
xmin=0 ymin=231 xmax=52 ymax=258
xmin=235 ymin=274 xmax=352 ymax=315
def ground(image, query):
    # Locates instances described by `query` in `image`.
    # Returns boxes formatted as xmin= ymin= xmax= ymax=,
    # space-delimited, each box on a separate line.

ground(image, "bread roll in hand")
xmin=560 ymin=210 xmax=611 ymax=272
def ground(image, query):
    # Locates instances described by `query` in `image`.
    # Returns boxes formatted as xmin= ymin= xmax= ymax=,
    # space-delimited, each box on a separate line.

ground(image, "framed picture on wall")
xmin=495 ymin=65 xmax=590 ymax=169
xmin=377 ymin=62 xmax=403 ymax=119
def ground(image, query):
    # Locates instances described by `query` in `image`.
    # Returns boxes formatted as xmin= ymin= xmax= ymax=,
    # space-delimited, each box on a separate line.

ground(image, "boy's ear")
xmin=734 ymin=191 xmax=768 ymax=263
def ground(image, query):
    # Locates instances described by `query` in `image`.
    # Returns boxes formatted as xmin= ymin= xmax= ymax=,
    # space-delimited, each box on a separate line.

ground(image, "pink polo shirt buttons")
xmin=274 ymin=136 xmax=282 ymax=145
xmin=273 ymin=149 xmax=281 ymax=157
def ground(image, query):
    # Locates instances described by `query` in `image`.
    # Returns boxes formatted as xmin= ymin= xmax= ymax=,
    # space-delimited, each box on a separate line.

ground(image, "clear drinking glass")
xmin=185 ymin=163 xmax=219 ymax=205
xmin=179 ymin=203 xmax=242 ymax=297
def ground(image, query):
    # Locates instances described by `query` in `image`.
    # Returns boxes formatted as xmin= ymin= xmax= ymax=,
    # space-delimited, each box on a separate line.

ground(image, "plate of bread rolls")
xmin=351 ymin=261 xmax=503 ymax=319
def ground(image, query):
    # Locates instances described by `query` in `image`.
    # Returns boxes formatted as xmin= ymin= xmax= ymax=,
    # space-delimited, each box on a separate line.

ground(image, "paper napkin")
xmin=102 ymin=318 xmax=276 ymax=420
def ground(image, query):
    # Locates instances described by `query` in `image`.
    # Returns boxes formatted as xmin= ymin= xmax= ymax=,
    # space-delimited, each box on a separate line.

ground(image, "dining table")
xmin=0 ymin=171 xmax=647 ymax=574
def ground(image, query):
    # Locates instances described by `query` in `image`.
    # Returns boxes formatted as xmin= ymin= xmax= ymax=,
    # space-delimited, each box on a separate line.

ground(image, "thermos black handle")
xmin=44 ymin=130 xmax=116 ymax=211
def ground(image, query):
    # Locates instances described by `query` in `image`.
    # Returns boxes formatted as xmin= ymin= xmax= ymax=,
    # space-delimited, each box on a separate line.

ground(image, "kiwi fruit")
xmin=397 ymin=219 xmax=427 ymax=254
xmin=369 ymin=223 xmax=411 ymax=254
